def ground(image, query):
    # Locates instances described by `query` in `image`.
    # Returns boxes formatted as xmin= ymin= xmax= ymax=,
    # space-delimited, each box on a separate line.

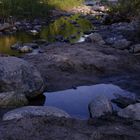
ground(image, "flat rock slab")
xmin=3 ymin=106 xmax=70 ymax=121
xmin=0 ymin=115 xmax=140 ymax=140
xmin=24 ymin=43 xmax=140 ymax=91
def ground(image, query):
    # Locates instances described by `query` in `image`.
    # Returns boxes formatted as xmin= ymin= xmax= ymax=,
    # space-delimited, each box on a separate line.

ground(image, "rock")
xmin=84 ymin=30 xmax=93 ymax=35
xmin=55 ymin=35 xmax=64 ymax=41
xmin=33 ymin=39 xmax=47 ymax=44
xmin=0 ymin=57 xmax=45 ymax=98
xmin=70 ymin=35 xmax=76 ymax=39
xmin=105 ymin=35 xmax=124 ymax=45
xmin=19 ymin=46 xmax=33 ymax=53
xmin=14 ymin=22 xmax=21 ymax=26
xmin=85 ymin=33 xmax=105 ymax=45
xmin=12 ymin=27 xmax=17 ymax=31
xmin=112 ymin=39 xmax=131 ymax=50
xmin=89 ymin=96 xmax=113 ymax=118
xmin=0 ymin=115 xmax=140 ymax=140
xmin=34 ymin=25 xmax=42 ymax=31
xmin=11 ymin=42 xmax=22 ymax=50
xmin=29 ymin=30 xmax=39 ymax=35
xmin=130 ymin=44 xmax=140 ymax=53
xmin=11 ymin=43 xmax=38 ymax=53
xmin=111 ymin=96 xmax=137 ymax=108
xmin=3 ymin=106 xmax=70 ymax=121
xmin=24 ymin=42 xmax=140 ymax=90
xmin=0 ymin=92 xmax=28 ymax=107
xmin=92 ymin=5 xmax=108 ymax=12
xmin=69 ymin=20 xmax=77 ymax=25
xmin=24 ymin=43 xmax=38 ymax=49
xmin=118 ymin=103 xmax=140 ymax=120
xmin=0 ymin=23 xmax=11 ymax=31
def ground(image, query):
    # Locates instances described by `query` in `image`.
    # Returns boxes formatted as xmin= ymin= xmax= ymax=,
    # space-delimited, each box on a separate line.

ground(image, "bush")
xmin=0 ymin=0 xmax=50 ymax=19
xmin=45 ymin=0 xmax=84 ymax=10
xmin=0 ymin=0 xmax=84 ymax=20
xmin=109 ymin=0 xmax=140 ymax=18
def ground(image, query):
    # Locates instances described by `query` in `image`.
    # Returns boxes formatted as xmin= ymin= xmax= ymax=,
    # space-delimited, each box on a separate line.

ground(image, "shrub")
xmin=109 ymin=0 xmax=140 ymax=18
xmin=44 ymin=0 xmax=84 ymax=10
xmin=0 ymin=0 xmax=84 ymax=20
xmin=0 ymin=0 xmax=51 ymax=19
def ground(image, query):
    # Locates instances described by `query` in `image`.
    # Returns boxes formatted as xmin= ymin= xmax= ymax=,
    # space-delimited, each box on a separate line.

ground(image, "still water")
xmin=44 ymin=84 xmax=135 ymax=119
xmin=0 ymin=14 xmax=93 ymax=55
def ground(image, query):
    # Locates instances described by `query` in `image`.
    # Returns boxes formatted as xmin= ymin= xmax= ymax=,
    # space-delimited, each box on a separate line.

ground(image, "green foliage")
xmin=0 ymin=0 xmax=84 ymax=19
xmin=109 ymin=0 xmax=140 ymax=17
xmin=40 ymin=14 xmax=92 ymax=42
xmin=45 ymin=0 xmax=84 ymax=10
xmin=0 ymin=0 xmax=51 ymax=19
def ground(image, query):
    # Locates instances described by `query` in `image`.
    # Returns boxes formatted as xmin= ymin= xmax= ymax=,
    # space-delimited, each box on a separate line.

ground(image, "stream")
xmin=0 ymin=14 xmax=93 ymax=56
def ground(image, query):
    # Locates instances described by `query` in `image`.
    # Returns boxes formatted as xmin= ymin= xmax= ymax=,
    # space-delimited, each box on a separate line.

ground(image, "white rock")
xmin=19 ymin=46 xmax=33 ymax=53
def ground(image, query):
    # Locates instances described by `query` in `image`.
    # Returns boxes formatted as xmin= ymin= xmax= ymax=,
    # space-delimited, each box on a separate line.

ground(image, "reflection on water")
xmin=44 ymin=84 xmax=135 ymax=119
xmin=0 ymin=33 xmax=35 ymax=56
xmin=40 ymin=14 xmax=93 ymax=42
xmin=0 ymin=14 xmax=93 ymax=55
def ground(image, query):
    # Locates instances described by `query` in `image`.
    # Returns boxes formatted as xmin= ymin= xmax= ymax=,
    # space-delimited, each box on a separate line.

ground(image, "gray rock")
xmin=34 ymin=25 xmax=42 ymax=31
xmin=0 ymin=57 xmax=45 ymax=98
xmin=111 ymin=96 xmax=137 ymax=108
xmin=130 ymin=44 xmax=140 ymax=53
xmin=112 ymin=39 xmax=131 ymax=50
xmin=33 ymin=39 xmax=47 ymax=44
xmin=0 ymin=23 xmax=11 ymax=31
xmin=11 ymin=42 xmax=38 ymax=53
xmin=11 ymin=42 xmax=22 ymax=50
xmin=89 ymin=96 xmax=113 ymax=118
xmin=3 ymin=106 xmax=70 ymax=121
xmin=118 ymin=103 xmax=140 ymax=120
xmin=24 ymin=43 xmax=38 ymax=49
xmin=85 ymin=33 xmax=105 ymax=45
xmin=19 ymin=45 xmax=33 ymax=53
xmin=105 ymin=35 xmax=124 ymax=45
xmin=0 ymin=92 xmax=28 ymax=107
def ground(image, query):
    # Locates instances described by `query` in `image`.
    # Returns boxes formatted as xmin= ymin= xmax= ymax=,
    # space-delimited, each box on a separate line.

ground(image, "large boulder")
xmin=130 ymin=44 xmax=140 ymax=53
xmin=0 ymin=56 xmax=45 ymax=98
xmin=85 ymin=33 xmax=105 ymax=45
xmin=118 ymin=103 xmax=140 ymax=120
xmin=0 ymin=23 xmax=11 ymax=31
xmin=112 ymin=39 xmax=131 ymax=50
xmin=0 ymin=92 xmax=28 ymax=107
xmin=89 ymin=96 xmax=113 ymax=118
xmin=3 ymin=106 xmax=70 ymax=121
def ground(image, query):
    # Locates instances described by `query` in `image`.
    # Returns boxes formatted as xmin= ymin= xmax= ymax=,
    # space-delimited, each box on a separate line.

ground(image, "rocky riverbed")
xmin=0 ymin=115 xmax=140 ymax=140
xmin=0 ymin=1 xmax=140 ymax=139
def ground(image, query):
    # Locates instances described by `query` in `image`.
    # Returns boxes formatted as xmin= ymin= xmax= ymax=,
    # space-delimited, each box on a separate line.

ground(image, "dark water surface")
xmin=0 ymin=14 xmax=93 ymax=55
xmin=44 ymin=84 xmax=135 ymax=119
